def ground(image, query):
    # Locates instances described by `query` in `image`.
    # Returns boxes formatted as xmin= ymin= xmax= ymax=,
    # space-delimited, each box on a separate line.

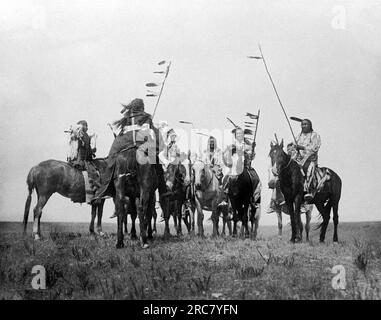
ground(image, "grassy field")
xmin=0 ymin=220 xmax=380 ymax=300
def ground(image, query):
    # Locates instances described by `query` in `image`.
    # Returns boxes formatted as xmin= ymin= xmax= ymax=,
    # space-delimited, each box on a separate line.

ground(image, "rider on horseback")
xmin=222 ymin=127 xmax=261 ymax=206
xmin=202 ymin=136 xmax=223 ymax=185
xmin=159 ymin=125 xmax=181 ymax=169
xmin=289 ymin=119 xmax=321 ymax=202
xmin=68 ymin=120 xmax=100 ymax=192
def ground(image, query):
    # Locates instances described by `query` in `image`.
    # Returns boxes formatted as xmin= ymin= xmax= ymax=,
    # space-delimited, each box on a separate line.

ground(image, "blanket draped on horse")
xmin=94 ymin=122 xmax=164 ymax=200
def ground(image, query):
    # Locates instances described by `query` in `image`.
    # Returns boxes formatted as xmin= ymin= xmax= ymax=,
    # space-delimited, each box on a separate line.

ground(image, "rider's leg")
xmin=304 ymin=161 xmax=316 ymax=201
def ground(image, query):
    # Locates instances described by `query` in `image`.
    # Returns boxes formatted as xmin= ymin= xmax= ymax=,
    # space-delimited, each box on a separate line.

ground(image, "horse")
xmin=112 ymin=147 xmax=158 ymax=248
xmin=269 ymin=140 xmax=342 ymax=242
xmin=162 ymin=162 xmax=190 ymax=236
xmin=225 ymin=161 xmax=261 ymax=239
xmin=268 ymin=167 xmax=313 ymax=240
xmin=23 ymin=159 xmax=109 ymax=240
xmin=192 ymin=159 xmax=223 ymax=237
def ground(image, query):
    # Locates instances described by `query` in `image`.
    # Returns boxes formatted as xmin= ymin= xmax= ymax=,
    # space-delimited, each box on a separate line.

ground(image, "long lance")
xmin=256 ymin=44 xmax=298 ymax=145
xmin=152 ymin=61 xmax=171 ymax=120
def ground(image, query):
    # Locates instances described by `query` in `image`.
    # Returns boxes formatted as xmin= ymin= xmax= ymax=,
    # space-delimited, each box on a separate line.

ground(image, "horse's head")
xmin=269 ymin=139 xmax=289 ymax=174
xmin=192 ymin=159 xmax=207 ymax=191
xmin=165 ymin=163 xmax=187 ymax=191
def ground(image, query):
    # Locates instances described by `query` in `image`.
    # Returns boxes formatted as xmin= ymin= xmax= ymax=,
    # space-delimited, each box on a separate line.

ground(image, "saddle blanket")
xmin=313 ymin=167 xmax=331 ymax=192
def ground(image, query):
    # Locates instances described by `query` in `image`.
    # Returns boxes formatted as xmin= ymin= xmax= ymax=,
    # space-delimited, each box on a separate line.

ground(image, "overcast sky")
xmin=0 ymin=0 xmax=380 ymax=226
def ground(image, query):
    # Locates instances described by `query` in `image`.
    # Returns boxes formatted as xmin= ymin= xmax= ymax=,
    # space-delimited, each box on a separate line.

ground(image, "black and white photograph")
xmin=0 ymin=0 xmax=380 ymax=305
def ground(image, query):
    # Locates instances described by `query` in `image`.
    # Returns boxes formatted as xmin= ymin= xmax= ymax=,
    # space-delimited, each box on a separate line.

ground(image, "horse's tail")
xmin=23 ymin=167 xmax=36 ymax=233
xmin=315 ymin=199 xmax=332 ymax=231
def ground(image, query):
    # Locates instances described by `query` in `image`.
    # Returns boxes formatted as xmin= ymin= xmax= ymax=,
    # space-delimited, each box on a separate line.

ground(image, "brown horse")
xmin=269 ymin=140 xmax=342 ymax=242
xmin=23 ymin=159 xmax=109 ymax=239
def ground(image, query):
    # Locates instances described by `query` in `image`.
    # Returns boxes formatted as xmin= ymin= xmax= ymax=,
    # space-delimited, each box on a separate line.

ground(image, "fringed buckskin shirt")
xmin=295 ymin=131 xmax=321 ymax=166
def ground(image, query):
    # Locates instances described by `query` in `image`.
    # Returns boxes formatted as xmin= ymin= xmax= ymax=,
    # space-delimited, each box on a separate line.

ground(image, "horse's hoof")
xmin=333 ymin=237 xmax=338 ymax=243
xmin=34 ymin=234 xmax=41 ymax=241
xmin=142 ymin=243 xmax=149 ymax=249
xmin=116 ymin=241 xmax=124 ymax=249
xmin=98 ymin=231 xmax=105 ymax=237
xmin=130 ymin=234 xmax=138 ymax=241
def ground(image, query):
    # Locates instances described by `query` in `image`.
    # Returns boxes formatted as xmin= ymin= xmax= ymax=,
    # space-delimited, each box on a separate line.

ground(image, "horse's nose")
xmin=195 ymin=183 xmax=202 ymax=190
xmin=184 ymin=178 xmax=190 ymax=185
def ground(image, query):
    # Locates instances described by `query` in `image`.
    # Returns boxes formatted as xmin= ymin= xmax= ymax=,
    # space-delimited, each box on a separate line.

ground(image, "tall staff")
xmin=248 ymin=44 xmax=297 ymax=144
xmin=151 ymin=61 xmax=172 ymax=120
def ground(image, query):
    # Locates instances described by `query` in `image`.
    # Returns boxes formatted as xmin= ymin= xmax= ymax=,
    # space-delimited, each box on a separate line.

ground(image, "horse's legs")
xmin=252 ymin=205 xmax=260 ymax=240
xmin=316 ymin=200 xmax=331 ymax=243
xmin=239 ymin=204 xmax=249 ymax=238
xmin=115 ymin=196 xmax=125 ymax=248
xmin=190 ymin=202 xmax=196 ymax=235
xmin=138 ymin=190 xmax=151 ymax=248
xmin=182 ymin=204 xmax=191 ymax=233
xmin=162 ymin=198 xmax=171 ymax=238
xmin=305 ymin=209 xmax=311 ymax=242
xmin=173 ymin=206 xmax=178 ymax=229
xmin=130 ymin=198 xmax=138 ymax=240
xmin=147 ymin=194 xmax=154 ymax=240
xmin=96 ymin=199 xmax=105 ymax=235
xmin=286 ymin=199 xmax=296 ymax=242
xmin=294 ymin=195 xmax=303 ymax=242
xmin=33 ymin=193 xmax=51 ymax=240
xmin=89 ymin=204 xmax=97 ymax=234
xmin=176 ymin=201 xmax=183 ymax=236
xmin=152 ymin=201 xmax=157 ymax=234
xmin=211 ymin=205 xmax=219 ymax=237
xmin=221 ymin=209 xmax=226 ymax=236
xmin=276 ymin=209 xmax=283 ymax=237
xmin=195 ymin=197 xmax=204 ymax=237
xmin=332 ymin=201 xmax=339 ymax=242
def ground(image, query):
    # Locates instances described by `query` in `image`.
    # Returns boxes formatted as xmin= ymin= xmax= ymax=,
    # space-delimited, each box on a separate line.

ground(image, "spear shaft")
xmin=258 ymin=44 xmax=298 ymax=145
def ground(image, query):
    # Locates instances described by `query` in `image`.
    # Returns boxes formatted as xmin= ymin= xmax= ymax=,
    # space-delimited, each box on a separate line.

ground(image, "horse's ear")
xmin=280 ymin=139 xmax=284 ymax=148
xmin=270 ymin=141 xmax=274 ymax=148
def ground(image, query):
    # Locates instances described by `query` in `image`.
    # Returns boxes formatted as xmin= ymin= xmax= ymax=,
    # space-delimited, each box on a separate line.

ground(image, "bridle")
xmin=270 ymin=148 xmax=293 ymax=176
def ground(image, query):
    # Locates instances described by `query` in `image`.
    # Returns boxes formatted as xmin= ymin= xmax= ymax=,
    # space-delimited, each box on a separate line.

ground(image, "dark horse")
xmin=227 ymin=165 xmax=260 ymax=238
xmin=162 ymin=162 xmax=191 ymax=236
xmin=112 ymin=146 xmax=158 ymax=248
xmin=23 ymin=159 xmax=109 ymax=239
xmin=269 ymin=140 xmax=342 ymax=242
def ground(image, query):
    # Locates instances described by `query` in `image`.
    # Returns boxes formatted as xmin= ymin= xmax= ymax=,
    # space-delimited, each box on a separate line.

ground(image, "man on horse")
xmin=223 ymin=127 xmax=260 ymax=205
xmin=159 ymin=125 xmax=181 ymax=169
xmin=290 ymin=119 xmax=321 ymax=202
xmin=202 ymin=136 xmax=223 ymax=185
xmin=68 ymin=120 xmax=100 ymax=192
xmin=95 ymin=98 xmax=167 ymax=202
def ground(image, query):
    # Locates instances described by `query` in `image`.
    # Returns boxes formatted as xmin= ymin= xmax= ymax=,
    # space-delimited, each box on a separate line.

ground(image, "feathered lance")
xmin=152 ymin=61 xmax=171 ymax=120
